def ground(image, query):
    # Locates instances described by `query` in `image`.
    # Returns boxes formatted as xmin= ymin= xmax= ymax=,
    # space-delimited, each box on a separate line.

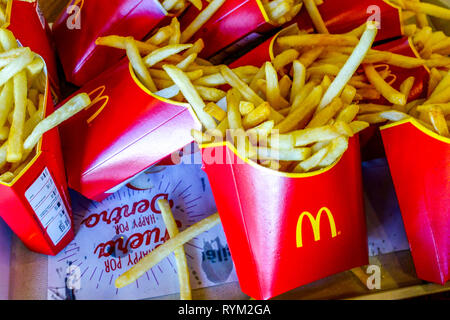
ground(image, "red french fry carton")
xmin=0 ymin=62 xmax=74 ymax=256
xmin=199 ymin=136 xmax=368 ymax=299
xmin=52 ymin=0 xmax=179 ymax=87
xmin=287 ymin=0 xmax=403 ymax=43
xmin=380 ymin=120 xmax=449 ymax=285
xmin=59 ymin=58 xmax=201 ymax=202
xmin=180 ymin=0 xmax=403 ymax=62
xmin=4 ymin=0 xmax=60 ymax=100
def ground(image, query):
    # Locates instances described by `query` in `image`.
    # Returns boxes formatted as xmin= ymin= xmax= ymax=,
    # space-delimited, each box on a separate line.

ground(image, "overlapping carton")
xmin=0 ymin=0 xmax=72 ymax=256
xmin=179 ymin=0 xmax=403 ymax=61
xmin=0 ymin=63 xmax=73 ymax=255
xmin=381 ymin=119 xmax=449 ymax=285
xmin=52 ymin=0 xmax=183 ymax=86
xmin=199 ymin=136 xmax=368 ymax=299
xmin=60 ymin=58 xmax=201 ymax=202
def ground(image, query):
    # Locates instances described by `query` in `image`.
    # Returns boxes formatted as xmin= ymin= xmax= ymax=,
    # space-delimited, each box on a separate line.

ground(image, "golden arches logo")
xmin=85 ymin=85 xmax=109 ymax=124
xmin=296 ymin=207 xmax=337 ymax=248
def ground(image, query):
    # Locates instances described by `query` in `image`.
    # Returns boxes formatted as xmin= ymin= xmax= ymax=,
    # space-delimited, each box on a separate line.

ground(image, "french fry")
xmin=363 ymin=63 xmax=406 ymax=105
xmin=204 ymin=102 xmax=226 ymax=121
xmin=0 ymin=79 xmax=13 ymax=128
xmin=143 ymin=43 xmax=193 ymax=67
xmin=180 ymin=0 xmax=226 ymax=43
xmin=291 ymin=125 xmax=341 ymax=147
xmin=125 ymin=37 xmax=157 ymax=92
xmin=242 ymin=102 xmax=271 ymax=130
xmin=318 ymin=136 xmax=349 ymax=167
xmin=225 ymin=88 xmax=242 ymax=131
xmin=220 ymin=65 xmax=265 ymax=106
xmin=0 ymin=47 xmax=33 ymax=87
xmin=307 ymin=97 xmax=343 ymax=128
xmin=349 ymin=121 xmax=369 ymax=134
xmin=157 ymin=199 xmax=192 ymax=300
xmin=115 ymin=212 xmax=221 ymax=289
xmin=265 ymin=62 xmax=289 ymax=110
xmin=257 ymin=146 xmax=312 ymax=161
xmin=428 ymin=105 xmax=449 ymax=137
xmin=403 ymin=0 xmax=450 ymax=20
xmin=239 ymin=101 xmax=255 ymax=116
xmin=319 ymin=23 xmax=378 ymax=109
xmin=336 ymin=104 xmax=359 ymax=123
xmin=0 ymin=28 xmax=18 ymax=52
xmin=275 ymin=85 xmax=323 ymax=133
xmin=290 ymin=60 xmax=306 ymax=104
xmin=273 ymin=49 xmax=299 ymax=73
xmin=303 ymin=0 xmax=328 ymax=34
xmin=7 ymin=70 xmax=28 ymax=163
xmin=293 ymin=145 xmax=330 ymax=173
xmin=278 ymin=34 xmax=359 ymax=48
xmin=163 ymin=64 xmax=217 ymax=129
xmin=23 ymin=93 xmax=92 ymax=155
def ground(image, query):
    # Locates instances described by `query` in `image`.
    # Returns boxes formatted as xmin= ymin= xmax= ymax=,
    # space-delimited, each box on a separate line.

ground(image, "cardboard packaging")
xmin=381 ymin=120 xmax=449 ymax=285
xmin=4 ymin=0 xmax=60 ymax=100
xmin=0 ymin=64 xmax=74 ymax=256
xmin=199 ymin=136 xmax=368 ymax=299
xmin=60 ymin=58 xmax=201 ymax=202
xmin=52 ymin=0 xmax=180 ymax=87
xmin=179 ymin=0 xmax=403 ymax=61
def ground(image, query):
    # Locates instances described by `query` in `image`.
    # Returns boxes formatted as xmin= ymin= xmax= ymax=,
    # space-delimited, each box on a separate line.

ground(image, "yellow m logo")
xmin=296 ymin=207 xmax=337 ymax=248
xmin=85 ymin=86 xmax=109 ymax=124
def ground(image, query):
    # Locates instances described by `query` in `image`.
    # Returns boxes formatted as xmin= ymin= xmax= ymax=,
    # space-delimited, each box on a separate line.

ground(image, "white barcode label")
xmin=25 ymin=168 xmax=71 ymax=246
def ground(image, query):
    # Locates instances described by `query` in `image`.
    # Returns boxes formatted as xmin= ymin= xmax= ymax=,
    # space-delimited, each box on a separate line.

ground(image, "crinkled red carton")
xmin=52 ymin=0 xmax=179 ymax=87
xmin=381 ymin=120 xmax=449 ymax=285
xmin=4 ymin=0 xmax=60 ymax=100
xmin=0 ymin=59 xmax=73 ymax=255
xmin=199 ymin=136 xmax=368 ymax=299
xmin=180 ymin=0 xmax=402 ymax=61
xmin=60 ymin=58 xmax=201 ymax=202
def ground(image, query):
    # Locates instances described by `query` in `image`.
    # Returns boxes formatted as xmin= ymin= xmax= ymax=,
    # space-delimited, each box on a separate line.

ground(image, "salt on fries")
xmin=158 ymin=199 xmax=192 ymax=300
xmin=0 ymin=28 xmax=91 ymax=183
xmin=115 ymin=212 xmax=220 ymax=289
